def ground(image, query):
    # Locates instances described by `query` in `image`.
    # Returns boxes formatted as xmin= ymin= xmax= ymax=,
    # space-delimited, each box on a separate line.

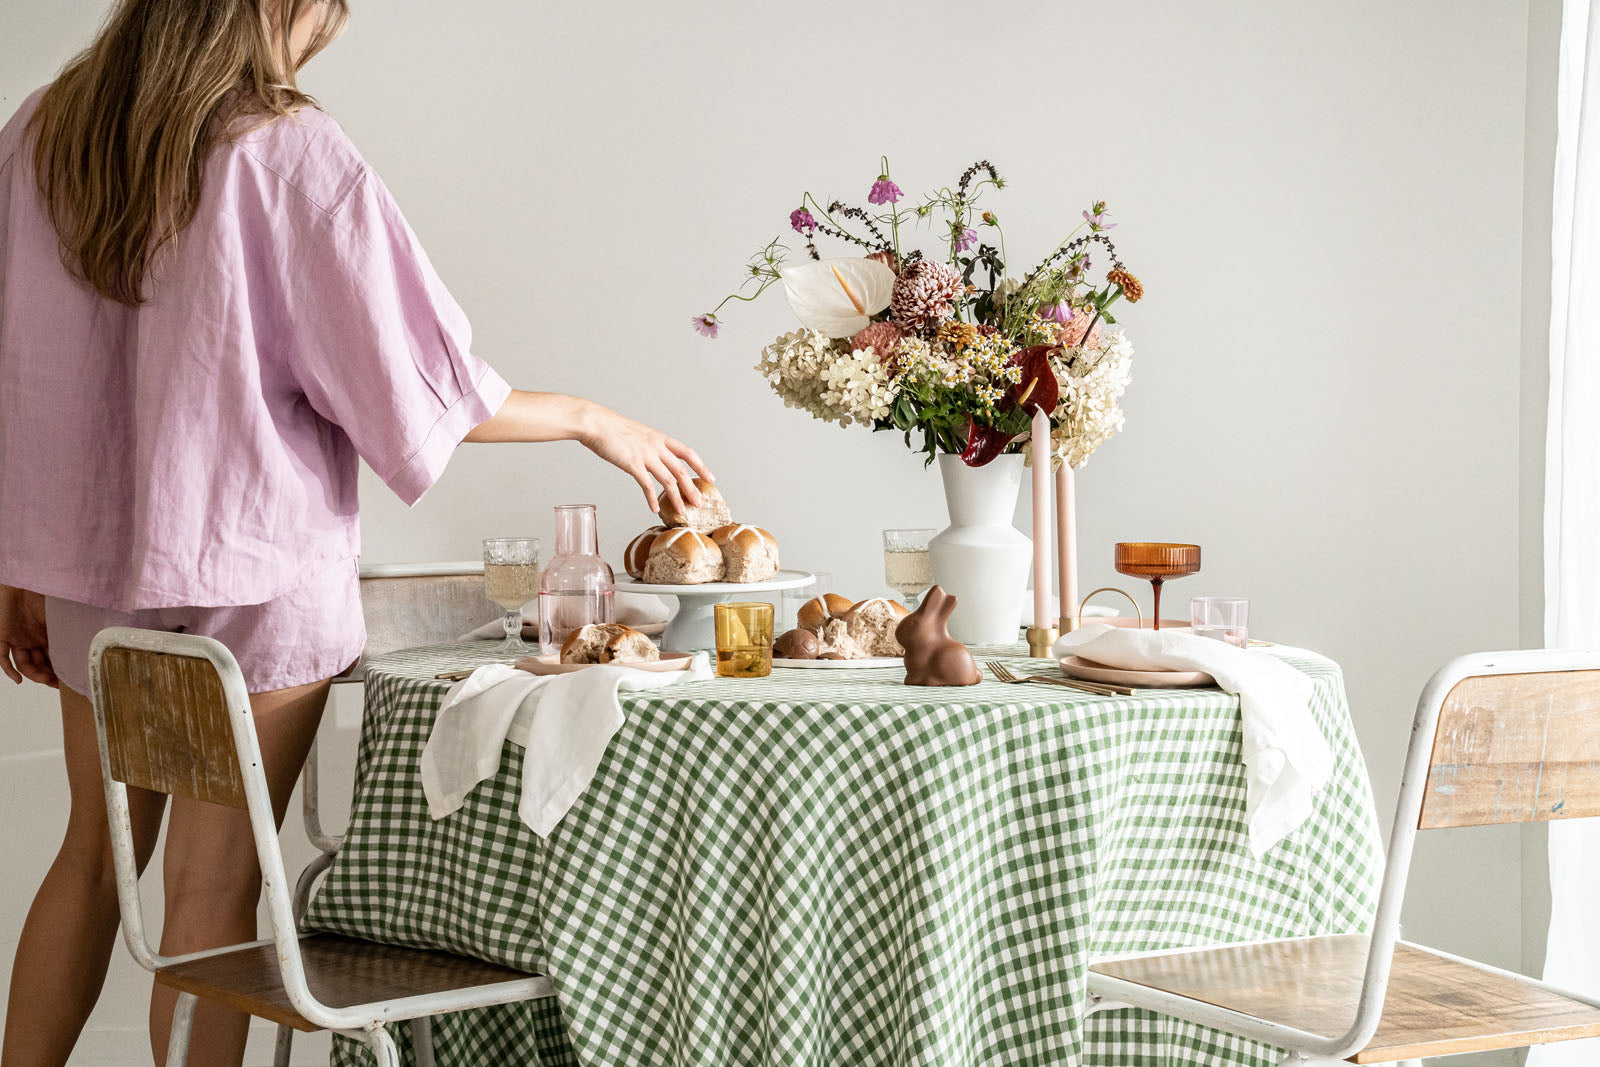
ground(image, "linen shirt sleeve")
xmin=286 ymin=167 xmax=511 ymax=506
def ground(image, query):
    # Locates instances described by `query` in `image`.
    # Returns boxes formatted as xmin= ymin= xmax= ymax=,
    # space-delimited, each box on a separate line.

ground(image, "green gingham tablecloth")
xmin=304 ymin=642 xmax=1384 ymax=1067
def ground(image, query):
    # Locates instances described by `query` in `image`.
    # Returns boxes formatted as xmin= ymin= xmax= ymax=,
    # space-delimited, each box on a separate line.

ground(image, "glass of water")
xmin=1190 ymin=596 xmax=1249 ymax=648
xmin=782 ymin=571 xmax=828 ymax=632
xmin=483 ymin=537 xmax=541 ymax=655
xmin=883 ymin=529 xmax=936 ymax=610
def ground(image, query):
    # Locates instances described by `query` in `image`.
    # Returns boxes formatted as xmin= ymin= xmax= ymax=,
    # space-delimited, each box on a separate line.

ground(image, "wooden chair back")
xmin=97 ymin=645 xmax=248 ymax=809
xmin=340 ymin=564 xmax=495 ymax=681
xmin=1419 ymin=668 xmax=1600 ymax=829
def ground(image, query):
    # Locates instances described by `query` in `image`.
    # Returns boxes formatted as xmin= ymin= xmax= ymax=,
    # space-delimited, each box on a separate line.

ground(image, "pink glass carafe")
xmin=538 ymin=505 xmax=615 ymax=653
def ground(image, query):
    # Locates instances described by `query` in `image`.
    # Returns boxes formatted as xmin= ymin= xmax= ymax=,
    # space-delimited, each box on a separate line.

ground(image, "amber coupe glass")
xmin=1114 ymin=543 xmax=1201 ymax=630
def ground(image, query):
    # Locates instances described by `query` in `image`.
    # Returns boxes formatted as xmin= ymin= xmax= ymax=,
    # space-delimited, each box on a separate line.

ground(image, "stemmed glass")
xmin=482 ymin=537 xmax=541 ymax=655
xmin=1113 ymin=542 xmax=1201 ymax=630
xmin=883 ymin=529 xmax=936 ymax=610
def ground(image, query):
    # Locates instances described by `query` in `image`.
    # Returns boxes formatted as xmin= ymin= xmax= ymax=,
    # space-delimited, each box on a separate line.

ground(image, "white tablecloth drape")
xmin=1533 ymin=2 xmax=1600 ymax=1062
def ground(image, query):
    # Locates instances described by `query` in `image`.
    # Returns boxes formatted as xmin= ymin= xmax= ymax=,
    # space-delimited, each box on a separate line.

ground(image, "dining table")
xmin=304 ymin=640 xmax=1385 ymax=1067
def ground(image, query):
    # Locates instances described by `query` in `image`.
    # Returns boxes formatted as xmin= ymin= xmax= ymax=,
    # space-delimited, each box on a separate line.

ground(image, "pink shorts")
xmin=45 ymin=558 xmax=367 ymax=696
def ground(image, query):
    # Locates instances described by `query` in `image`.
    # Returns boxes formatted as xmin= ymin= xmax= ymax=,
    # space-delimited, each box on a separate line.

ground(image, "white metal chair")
xmin=89 ymin=627 xmax=554 ymax=1067
xmin=296 ymin=562 xmax=495 ymax=910
xmin=1087 ymin=649 xmax=1600 ymax=1064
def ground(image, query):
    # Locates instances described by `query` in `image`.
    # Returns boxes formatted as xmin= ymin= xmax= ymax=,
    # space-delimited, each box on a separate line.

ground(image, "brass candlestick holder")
xmin=1026 ymin=625 xmax=1060 ymax=658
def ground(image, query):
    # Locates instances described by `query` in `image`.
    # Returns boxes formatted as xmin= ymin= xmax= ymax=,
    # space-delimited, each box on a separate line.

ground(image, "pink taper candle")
xmin=1056 ymin=462 xmax=1079 ymax=629
xmin=1030 ymin=407 xmax=1052 ymax=630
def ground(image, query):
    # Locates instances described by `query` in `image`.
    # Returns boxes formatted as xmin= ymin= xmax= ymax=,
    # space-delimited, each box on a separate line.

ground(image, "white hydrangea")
xmin=755 ymin=329 xmax=839 ymax=421
xmin=1047 ymin=327 xmax=1133 ymax=470
xmin=820 ymin=346 xmax=894 ymax=427
xmin=755 ymin=329 xmax=891 ymax=428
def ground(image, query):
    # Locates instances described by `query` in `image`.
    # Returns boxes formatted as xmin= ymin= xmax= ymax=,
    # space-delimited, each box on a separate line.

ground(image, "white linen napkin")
xmin=420 ymin=652 xmax=711 ymax=837
xmin=1052 ymin=624 xmax=1334 ymax=857
xmin=457 ymin=591 xmax=673 ymax=642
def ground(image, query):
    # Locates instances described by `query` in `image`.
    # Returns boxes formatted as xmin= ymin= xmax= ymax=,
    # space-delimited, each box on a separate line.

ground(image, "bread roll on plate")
xmin=641 ymin=528 xmax=725 ymax=584
xmin=709 ymin=524 xmax=779 ymax=583
xmin=839 ymin=597 xmax=909 ymax=657
xmin=797 ymin=593 xmax=855 ymax=633
xmin=658 ymin=477 xmax=732 ymax=532
xmin=560 ymin=623 xmax=661 ymax=664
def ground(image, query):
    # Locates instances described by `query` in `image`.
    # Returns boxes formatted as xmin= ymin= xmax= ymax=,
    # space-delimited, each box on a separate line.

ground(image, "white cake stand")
xmin=617 ymin=569 xmax=816 ymax=651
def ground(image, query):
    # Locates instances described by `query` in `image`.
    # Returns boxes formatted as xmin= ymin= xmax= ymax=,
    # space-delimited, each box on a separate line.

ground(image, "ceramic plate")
xmin=772 ymin=656 xmax=903 ymax=669
xmin=1059 ymin=655 xmax=1214 ymax=689
xmin=516 ymin=652 xmax=694 ymax=676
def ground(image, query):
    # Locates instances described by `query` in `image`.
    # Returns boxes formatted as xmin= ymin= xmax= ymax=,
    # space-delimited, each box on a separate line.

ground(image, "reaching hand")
xmin=578 ymin=406 xmax=713 ymax=516
xmin=0 ymin=585 xmax=59 ymax=688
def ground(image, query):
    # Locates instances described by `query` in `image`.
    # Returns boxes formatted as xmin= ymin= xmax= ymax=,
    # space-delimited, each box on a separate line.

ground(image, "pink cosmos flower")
xmin=868 ymin=179 xmax=903 ymax=205
xmin=955 ymin=227 xmax=979 ymax=252
xmin=1040 ymin=302 xmax=1073 ymax=325
xmin=790 ymin=208 xmax=817 ymax=235
xmin=691 ymin=314 xmax=719 ymax=339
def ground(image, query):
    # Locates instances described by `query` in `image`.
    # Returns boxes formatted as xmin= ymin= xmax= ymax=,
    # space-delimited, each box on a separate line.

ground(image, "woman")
xmin=0 ymin=2 xmax=707 ymax=1064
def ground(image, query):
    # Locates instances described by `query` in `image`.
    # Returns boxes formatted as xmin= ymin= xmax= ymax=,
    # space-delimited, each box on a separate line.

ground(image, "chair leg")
xmin=364 ymin=1024 xmax=400 ymax=1067
xmin=413 ymin=1016 xmax=437 ymax=1067
xmin=272 ymin=1023 xmax=294 ymax=1067
xmin=165 ymin=992 xmax=198 ymax=1067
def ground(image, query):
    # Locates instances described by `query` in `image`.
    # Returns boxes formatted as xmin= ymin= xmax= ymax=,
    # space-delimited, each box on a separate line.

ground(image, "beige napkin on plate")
xmin=420 ymin=652 xmax=711 ymax=837
xmin=457 ymin=591 xmax=673 ymax=642
xmin=1052 ymin=623 xmax=1334 ymax=856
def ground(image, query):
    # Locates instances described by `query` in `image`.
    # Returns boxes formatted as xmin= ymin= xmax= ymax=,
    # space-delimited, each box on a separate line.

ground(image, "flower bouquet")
xmin=694 ymin=158 xmax=1142 ymax=471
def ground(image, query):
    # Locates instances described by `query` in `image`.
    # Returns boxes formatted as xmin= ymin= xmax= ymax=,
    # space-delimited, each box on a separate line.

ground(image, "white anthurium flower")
xmin=780 ymin=257 xmax=896 ymax=337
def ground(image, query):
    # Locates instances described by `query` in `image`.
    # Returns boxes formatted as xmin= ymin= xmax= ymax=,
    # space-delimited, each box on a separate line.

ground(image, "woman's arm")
xmin=465 ymin=390 xmax=712 ymax=516
xmin=0 ymin=585 xmax=58 ymax=688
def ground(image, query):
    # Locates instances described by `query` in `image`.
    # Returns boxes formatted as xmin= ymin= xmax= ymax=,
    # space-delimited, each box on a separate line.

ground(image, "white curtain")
xmin=1533 ymin=2 xmax=1600 ymax=1063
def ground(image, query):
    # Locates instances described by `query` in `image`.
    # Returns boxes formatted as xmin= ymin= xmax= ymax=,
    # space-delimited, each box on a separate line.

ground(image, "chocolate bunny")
xmin=896 ymin=585 xmax=981 ymax=687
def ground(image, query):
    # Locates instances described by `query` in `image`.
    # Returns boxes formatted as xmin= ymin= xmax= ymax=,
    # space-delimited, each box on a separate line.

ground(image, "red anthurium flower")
xmin=1006 ymin=344 xmax=1061 ymax=415
xmin=960 ymin=344 xmax=1062 ymax=467
xmin=960 ymin=417 xmax=1015 ymax=467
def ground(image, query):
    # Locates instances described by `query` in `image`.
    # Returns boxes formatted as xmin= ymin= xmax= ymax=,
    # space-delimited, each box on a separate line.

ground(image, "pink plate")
xmin=515 ymin=652 xmax=695 ymax=676
xmin=1059 ymin=655 xmax=1214 ymax=689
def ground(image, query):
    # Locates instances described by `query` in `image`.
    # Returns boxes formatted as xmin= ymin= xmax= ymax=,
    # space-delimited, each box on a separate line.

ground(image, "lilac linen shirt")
xmin=0 ymin=91 xmax=510 ymax=609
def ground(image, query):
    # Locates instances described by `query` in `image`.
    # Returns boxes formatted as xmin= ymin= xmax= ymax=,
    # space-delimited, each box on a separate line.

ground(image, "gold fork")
xmin=985 ymin=660 xmax=1131 ymax=696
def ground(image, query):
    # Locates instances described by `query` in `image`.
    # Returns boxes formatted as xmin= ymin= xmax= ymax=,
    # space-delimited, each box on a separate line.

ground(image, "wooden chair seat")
xmin=155 ymin=933 xmax=536 ymax=1033
xmin=1091 ymin=934 xmax=1600 ymax=1062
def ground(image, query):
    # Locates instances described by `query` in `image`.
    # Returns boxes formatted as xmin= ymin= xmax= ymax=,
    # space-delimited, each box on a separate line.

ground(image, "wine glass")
xmin=1113 ymin=543 xmax=1201 ymax=630
xmin=883 ymin=529 xmax=936 ymax=610
xmin=482 ymin=537 xmax=541 ymax=655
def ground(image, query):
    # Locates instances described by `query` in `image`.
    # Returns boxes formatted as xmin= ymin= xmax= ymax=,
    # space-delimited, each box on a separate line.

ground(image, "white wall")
xmin=0 ymin=2 xmax=1548 ymax=1063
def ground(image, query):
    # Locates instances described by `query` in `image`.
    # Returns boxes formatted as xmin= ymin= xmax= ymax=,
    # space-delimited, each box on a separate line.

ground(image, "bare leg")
xmin=1 ymin=686 xmax=167 ymax=1067
xmin=148 ymin=677 xmax=330 ymax=1067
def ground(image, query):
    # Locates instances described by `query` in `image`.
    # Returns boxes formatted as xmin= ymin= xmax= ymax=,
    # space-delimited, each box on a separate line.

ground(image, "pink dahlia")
xmin=850 ymin=321 xmax=906 ymax=361
xmin=890 ymin=260 xmax=963 ymax=330
xmin=1055 ymin=308 xmax=1102 ymax=348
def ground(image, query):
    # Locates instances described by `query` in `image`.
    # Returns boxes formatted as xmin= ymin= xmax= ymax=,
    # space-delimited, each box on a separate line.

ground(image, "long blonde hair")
xmin=28 ymin=0 xmax=349 ymax=306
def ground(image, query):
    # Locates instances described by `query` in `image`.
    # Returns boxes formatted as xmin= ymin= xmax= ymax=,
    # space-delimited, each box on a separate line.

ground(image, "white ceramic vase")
xmin=929 ymin=454 xmax=1032 ymax=645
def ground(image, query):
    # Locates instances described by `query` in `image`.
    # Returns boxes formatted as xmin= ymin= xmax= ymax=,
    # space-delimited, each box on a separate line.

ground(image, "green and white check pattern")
xmin=306 ymin=642 xmax=1383 ymax=1067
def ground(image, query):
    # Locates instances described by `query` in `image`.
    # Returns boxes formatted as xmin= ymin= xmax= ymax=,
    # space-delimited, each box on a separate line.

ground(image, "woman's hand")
xmin=466 ymin=391 xmax=713 ymax=515
xmin=575 ymin=406 xmax=713 ymax=517
xmin=0 ymin=585 xmax=58 ymax=688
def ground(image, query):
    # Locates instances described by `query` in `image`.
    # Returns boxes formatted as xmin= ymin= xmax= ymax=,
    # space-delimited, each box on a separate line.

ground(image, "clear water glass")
xmin=1190 ymin=596 xmax=1249 ymax=648
xmin=482 ymin=537 xmax=541 ymax=655
xmin=538 ymin=504 xmax=615 ymax=653
xmin=883 ymin=529 xmax=936 ymax=610
xmin=782 ymin=571 xmax=828 ymax=631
